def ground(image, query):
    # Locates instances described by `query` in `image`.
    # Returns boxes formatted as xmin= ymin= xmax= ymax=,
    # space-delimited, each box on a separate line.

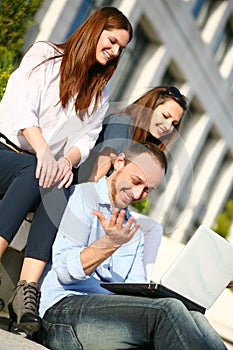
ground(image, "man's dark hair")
xmin=123 ymin=142 xmax=168 ymax=174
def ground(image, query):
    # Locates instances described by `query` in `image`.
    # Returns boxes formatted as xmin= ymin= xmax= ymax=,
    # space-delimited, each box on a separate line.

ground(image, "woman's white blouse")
xmin=0 ymin=41 xmax=109 ymax=164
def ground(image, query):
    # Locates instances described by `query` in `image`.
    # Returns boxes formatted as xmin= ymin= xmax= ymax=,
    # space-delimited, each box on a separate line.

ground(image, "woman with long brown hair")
xmin=0 ymin=6 xmax=132 ymax=333
xmin=77 ymin=85 xmax=188 ymax=279
xmin=78 ymin=85 xmax=188 ymax=182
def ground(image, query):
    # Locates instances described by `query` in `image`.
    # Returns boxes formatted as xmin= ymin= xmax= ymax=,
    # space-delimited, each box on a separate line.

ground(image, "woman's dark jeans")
xmin=0 ymin=143 xmax=69 ymax=260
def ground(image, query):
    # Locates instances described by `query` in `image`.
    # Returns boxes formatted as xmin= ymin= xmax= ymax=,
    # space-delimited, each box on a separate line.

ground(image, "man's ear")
xmin=113 ymin=153 xmax=125 ymax=171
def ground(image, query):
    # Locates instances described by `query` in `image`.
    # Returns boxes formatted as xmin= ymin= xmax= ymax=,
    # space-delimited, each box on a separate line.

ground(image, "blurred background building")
xmin=25 ymin=0 xmax=233 ymax=243
xmin=22 ymin=0 xmax=233 ymax=346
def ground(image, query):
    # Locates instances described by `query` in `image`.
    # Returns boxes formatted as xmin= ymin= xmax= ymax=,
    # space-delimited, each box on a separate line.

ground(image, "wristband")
xmin=62 ymin=156 xmax=72 ymax=170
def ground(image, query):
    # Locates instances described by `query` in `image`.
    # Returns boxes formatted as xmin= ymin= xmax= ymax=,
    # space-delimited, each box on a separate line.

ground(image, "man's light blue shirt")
xmin=39 ymin=177 xmax=146 ymax=317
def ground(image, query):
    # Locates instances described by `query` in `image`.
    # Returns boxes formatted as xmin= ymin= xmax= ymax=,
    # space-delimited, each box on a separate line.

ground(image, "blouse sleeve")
xmin=9 ymin=42 xmax=56 ymax=134
xmin=65 ymin=87 xmax=110 ymax=165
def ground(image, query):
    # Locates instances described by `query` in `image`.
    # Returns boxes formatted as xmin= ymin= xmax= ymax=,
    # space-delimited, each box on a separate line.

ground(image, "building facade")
xmin=25 ymin=0 xmax=233 ymax=244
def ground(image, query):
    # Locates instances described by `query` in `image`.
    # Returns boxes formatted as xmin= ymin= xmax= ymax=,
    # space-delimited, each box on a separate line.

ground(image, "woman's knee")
xmin=17 ymin=155 xmax=37 ymax=176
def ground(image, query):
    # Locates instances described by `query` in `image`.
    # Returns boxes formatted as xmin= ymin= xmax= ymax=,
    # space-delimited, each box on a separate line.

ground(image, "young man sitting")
xmin=35 ymin=142 xmax=226 ymax=350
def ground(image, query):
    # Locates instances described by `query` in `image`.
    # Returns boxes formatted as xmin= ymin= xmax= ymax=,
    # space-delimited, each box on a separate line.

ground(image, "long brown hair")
xmin=27 ymin=7 xmax=132 ymax=120
xmin=119 ymin=86 xmax=188 ymax=150
xmin=56 ymin=6 xmax=132 ymax=119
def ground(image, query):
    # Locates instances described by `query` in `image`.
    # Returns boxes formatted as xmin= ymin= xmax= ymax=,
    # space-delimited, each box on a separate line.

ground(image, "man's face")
xmin=108 ymin=153 xmax=165 ymax=210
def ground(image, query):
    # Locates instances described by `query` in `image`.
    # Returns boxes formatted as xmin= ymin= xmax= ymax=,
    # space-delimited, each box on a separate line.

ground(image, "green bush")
xmin=0 ymin=46 xmax=15 ymax=97
xmin=0 ymin=0 xmax=43 ymax=48
xmin=212 ymin=199 xmax=233 ymax=239
xmin=0 ymin=0 xmax=43 ymax=100
xmin=131 ymin=198 xmax=151 ymax=215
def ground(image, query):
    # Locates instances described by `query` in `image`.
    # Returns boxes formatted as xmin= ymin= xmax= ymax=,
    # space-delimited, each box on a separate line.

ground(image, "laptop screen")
xmin=158 ymin=225 xmax=233 ymax=309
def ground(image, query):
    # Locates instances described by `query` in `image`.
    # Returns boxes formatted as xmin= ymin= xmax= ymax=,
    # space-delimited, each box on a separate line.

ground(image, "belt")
xmin=0 ymin=133 xmax=31 ymax=155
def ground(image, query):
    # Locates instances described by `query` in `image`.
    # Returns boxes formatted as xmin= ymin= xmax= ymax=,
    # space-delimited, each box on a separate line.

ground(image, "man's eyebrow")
xmin=131 ymin=175 xmax=143 ymax=182
xmin=132 ymin=175 xmax=156 ymax=191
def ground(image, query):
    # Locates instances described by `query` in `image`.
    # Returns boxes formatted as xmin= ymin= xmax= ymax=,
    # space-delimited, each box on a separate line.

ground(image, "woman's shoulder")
xmin=104 ymin=113 xmax=132 ymax=126
xmin=28 ymin=41 xmax=62 ymax=58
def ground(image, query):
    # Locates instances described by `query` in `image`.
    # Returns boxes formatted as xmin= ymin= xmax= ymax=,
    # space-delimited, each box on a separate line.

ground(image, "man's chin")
xmin=114 ymin=201 xmax=128 ymax=210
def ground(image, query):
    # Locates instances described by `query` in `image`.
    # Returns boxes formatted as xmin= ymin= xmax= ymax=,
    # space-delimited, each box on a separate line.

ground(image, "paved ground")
xmin=0 ymin=312 xmax=49 ymax=350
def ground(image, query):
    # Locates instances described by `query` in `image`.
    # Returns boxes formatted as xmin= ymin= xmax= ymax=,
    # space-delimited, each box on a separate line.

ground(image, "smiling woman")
xmin=0 ymin=6 xmax=133 ymax=334
xmin=77 ymin=85 xmax=188 ymax=184
xmin=149 ymin=99 xmax=184 ymax=138
xmin=96 ymin=29 xmax=129 ymax=65
xmin=75 ymin=85 xmax=188 ymax=280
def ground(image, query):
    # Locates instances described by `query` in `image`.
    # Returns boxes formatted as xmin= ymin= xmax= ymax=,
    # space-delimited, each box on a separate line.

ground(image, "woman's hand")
xmin=55 ymin=157 xmax=74 ymax=189
xmin=22 ymin=127 xmax=80 ymax=189
xmin=21 ymin=126 xmax=60 ymax=188
xmin=88 ymin=148 xmax=117 ymax=182
xmin=55 ymin=147 xmax=82 ymax=188
xmin=36 ymin=146 xmax=59 ymax=188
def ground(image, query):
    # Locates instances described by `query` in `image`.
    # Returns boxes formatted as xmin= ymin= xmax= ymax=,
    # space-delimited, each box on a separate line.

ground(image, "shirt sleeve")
xmin=52 ymin=185 xmax=94 ymax=283
xmin=9 ymin=42 xmax=56 ymax=134
xmin=131 ymin=211 xmax=163 ymax=281
xmin=124 ymin=229 xmax=147 ymax=283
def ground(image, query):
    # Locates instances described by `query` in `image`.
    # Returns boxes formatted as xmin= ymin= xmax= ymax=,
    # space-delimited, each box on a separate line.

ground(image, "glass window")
xmin=66 ymin=0 xmax=113 ymax=38
xmin=161 ymin=62 xmax=185 ymax=89
xmin=108 ymin=24 xmax=150 ymax=102
xmin=214 ymin=17 xmax=233 ymax=66
xmin=192 ymin=0 xmax=221 ymax=29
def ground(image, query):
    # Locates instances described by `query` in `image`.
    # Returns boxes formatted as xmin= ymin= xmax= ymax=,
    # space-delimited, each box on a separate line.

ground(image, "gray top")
xmin=77 ymin=113 xmax=134 ymax=182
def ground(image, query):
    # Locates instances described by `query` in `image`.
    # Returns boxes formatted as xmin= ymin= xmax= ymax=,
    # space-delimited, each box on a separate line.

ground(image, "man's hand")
xmin=227 ymin=279 xmax=233 ymax=288
xmin=80 ymin=209 xmax=140 ymax=275
xmin=92 ymin=209 xmax=140 ymax=248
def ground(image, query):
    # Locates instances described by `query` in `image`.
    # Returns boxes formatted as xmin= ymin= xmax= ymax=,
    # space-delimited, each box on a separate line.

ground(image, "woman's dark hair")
xmin=120 ymin=86 xmax=189 ymax=150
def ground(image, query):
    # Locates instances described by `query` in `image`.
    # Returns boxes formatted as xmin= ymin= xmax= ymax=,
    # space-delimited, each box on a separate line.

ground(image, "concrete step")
xmin=0 ymin=315 xmax=49 ymax=350
xmin=0 ymin=329 xmax=49 ymax=350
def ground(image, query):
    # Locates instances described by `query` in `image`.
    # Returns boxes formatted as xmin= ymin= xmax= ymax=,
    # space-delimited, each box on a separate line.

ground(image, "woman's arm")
xmin=22 ymin=126 xmax=58 ymax=188
xmin=56 ymin=146 xmax=82 ymax=189
xmin=22 ymin=127 xmax=81 ymax=188
xmin=87 ymin=114 xmax=132 ymax=181
xmin=88 ymin=147 xmax=116 ymax=182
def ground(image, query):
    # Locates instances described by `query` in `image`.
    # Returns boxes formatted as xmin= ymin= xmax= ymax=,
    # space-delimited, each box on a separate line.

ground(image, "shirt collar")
xmin=96 ymin=177 xmax=131 ymax=219
xmin=96 ymin=176 xmax=111 ymax=205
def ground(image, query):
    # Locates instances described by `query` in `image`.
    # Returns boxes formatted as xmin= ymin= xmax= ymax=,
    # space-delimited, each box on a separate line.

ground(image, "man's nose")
xmin=132 ymin=186 xmax=144 ymax=200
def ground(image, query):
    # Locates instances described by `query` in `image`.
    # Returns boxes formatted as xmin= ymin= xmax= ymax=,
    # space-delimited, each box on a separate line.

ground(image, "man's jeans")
xmin=36 ymin=294 xmax=226 ymax=350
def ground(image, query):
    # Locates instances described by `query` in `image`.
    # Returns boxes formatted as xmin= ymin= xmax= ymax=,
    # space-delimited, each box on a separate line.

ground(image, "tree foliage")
xmin=131 ymin=198 xmax=151 ymax=215
xmin=212 ymin=198 xmax=233 ymax=239
xmin=0 ymin=0 xmax=43 ymax=99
